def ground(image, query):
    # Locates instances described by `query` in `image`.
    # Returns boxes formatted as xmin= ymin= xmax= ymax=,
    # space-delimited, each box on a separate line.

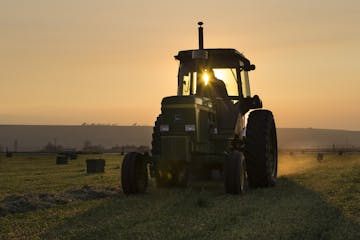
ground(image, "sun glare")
xmin=203 ymin=73 xmax=209 ymax=85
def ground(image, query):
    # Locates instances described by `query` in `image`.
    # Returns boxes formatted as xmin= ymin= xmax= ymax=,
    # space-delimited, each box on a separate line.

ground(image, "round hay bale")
xmin=56 ymin=155 xmax=68 ymax=165
xmin=86 ymin=159 xmax=105 ymax=173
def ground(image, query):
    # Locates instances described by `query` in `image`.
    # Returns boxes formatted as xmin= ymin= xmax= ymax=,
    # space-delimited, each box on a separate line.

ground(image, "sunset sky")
xmin=0 ymin=0 xmax=359 ymax=130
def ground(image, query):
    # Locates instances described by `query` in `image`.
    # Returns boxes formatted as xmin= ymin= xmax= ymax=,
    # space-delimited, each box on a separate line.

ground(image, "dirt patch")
xmin=0 ymin=185 xmax=119 ymax=217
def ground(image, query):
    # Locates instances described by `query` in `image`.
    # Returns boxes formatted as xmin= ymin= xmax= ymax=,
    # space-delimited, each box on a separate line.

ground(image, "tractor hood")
xmin=161 ymin=95 xmax=213 ymax=109
xmin=159 ymin=95 xmax=216 ymax=151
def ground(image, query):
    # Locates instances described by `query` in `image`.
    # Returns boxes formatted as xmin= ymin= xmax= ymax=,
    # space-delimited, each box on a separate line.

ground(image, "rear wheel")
xmin=245 ymin=110 xmax=278 ymax=187
xmin=151 ymin=115 xmax=161 ymax=156
xmin=224 ymin=150 xmax=247 ymax=194
xmin=121 ymin=152 xmax=148 ymax=194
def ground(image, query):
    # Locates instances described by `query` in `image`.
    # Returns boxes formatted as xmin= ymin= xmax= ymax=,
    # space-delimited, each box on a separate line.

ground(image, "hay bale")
xmin=86 ymin=159 xmax=105 ymax=173
xmin=56 ymin=155 xmax=68 ymax=165
xmin=317 ymin=153 xmax=324 ymax=161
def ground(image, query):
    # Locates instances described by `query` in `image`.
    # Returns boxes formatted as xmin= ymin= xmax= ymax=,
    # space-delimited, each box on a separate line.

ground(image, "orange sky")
xmin=0 ymin=0 xmax=359 ymax=130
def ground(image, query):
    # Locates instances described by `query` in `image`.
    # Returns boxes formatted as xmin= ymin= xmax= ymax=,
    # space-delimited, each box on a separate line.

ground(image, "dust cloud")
xmin=278 ymin=153 xmax=319 ymax=176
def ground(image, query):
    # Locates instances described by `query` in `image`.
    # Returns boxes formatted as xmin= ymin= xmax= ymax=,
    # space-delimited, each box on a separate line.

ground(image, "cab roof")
xmin=175 ymin=48 xmax=252 ymax=67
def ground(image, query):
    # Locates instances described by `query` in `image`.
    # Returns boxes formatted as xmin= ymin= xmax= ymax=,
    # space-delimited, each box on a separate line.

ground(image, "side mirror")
xmin=244 ymin=64 xmax=256 ymax=71
xmin=239 ymin=95 xmax=262 ymax=114
xmin=251 ymin=95 xmax=262 ymax=109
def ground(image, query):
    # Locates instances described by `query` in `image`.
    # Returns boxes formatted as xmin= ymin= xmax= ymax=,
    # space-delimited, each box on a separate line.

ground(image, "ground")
xmin=0 ymin=153 xmax=359 ymax=240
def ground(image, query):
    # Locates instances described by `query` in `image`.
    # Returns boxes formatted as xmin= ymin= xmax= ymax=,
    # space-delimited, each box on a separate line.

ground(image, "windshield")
xmin=213 ymin=68 xmax=238 ymax=96
xmin=179 ymin=65 xmax=239 ymax=97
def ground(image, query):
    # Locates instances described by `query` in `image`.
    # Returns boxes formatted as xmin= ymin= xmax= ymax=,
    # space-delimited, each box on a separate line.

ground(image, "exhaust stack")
xmin=191 ymin=21 xmax=208 ymax=60
xmin=198 ymin=22 xmax=204 ymax=49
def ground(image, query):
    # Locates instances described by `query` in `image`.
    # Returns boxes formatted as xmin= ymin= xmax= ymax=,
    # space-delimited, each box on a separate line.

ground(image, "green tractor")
xmin=121 ymin=22 xmax=277 ymax=195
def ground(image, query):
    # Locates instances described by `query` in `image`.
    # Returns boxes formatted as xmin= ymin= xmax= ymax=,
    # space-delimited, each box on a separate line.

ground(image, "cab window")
xmin=213 ymin=68 xmax=238 ymax=96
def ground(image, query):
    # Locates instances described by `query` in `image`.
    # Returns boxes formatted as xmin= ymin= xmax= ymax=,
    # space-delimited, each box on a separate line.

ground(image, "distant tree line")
xmin=81 ymin=123 xmax=119 ymax=126
xmin=42 ymin=142 xmax=64 ymax=152
xmin=80 ymin=122 xmax=143 ymax=127
xmin=279 ymin=144 xmax=360 ymax=155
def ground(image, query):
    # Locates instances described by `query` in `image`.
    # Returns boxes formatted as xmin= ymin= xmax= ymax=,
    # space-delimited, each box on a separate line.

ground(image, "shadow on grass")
xmin=41 ymin=177 xmax=360 ymax=240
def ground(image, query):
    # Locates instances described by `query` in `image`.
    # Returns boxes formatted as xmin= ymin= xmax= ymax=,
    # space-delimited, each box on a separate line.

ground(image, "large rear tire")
xmin=224 ymin=150 xmax=247 ymax=194
xmin=245 ymin=110 xmax=278 ymax=188
xmin=151 ymin=116 xmax=161 ymax=156
xmin=121 ymin=152 xmax=148 ymax=194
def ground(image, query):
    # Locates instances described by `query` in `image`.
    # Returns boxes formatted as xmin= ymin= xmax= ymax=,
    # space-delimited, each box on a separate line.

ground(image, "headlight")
xmin=160 ymin=124 xmax=169 ymax=132
xmin=185 ymin=124 xmax=196 ymax=132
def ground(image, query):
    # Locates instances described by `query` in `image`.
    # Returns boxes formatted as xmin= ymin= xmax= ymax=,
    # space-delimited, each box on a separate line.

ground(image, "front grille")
xmin=161 ymin=136 xmax=189 ymax=162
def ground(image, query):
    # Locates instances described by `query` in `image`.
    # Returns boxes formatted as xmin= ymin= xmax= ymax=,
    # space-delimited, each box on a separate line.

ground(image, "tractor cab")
xmin=176 ymin=48 xmax=253 ymax=101
xmin=173 ymin=24 xmax=261 ymax=135
xmin=175 ymin=23 xmax=261 ymax=117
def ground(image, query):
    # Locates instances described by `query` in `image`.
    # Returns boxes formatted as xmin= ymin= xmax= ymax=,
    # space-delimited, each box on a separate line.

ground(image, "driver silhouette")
xmin=197 ymin=70 xmax=228 ymax=99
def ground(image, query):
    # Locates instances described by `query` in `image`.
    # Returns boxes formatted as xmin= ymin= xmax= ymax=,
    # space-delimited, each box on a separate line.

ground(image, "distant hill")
xmin=0 ymin=125 xmax=359 ymax=151
xmin=277 ymin=128 xmax=360 ymax=149
xmin=0 ymin=125 xmax=153 ymax=151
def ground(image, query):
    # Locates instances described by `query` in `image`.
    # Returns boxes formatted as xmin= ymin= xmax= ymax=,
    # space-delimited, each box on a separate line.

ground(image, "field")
xmin=0 ymin=153 xmax=359 ymax=240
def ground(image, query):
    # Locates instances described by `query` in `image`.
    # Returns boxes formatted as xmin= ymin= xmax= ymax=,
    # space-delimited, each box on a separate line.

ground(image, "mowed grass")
xmin=0 ymin=154 xmax=121 ymax=198
xmin=0 ymin=153 xmax=359 ymax=240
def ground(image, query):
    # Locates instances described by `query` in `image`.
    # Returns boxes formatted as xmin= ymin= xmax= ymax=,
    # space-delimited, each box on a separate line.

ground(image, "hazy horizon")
xmin=0 ymin=123 xmax=359 ymax=133
xmin=1 ymin=0 xmax=359 ymax=130
xmin=1 ymin=125 xmax=359 ymax=152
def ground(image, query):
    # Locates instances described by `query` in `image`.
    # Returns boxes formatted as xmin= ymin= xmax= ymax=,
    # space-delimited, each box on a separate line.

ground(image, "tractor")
xmin=121 ymin=22 xmax=277 ymax=194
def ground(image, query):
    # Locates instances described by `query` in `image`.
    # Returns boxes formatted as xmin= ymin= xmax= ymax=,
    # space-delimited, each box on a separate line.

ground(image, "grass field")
xmin=0 ymin=153 xmax=359 ymax=240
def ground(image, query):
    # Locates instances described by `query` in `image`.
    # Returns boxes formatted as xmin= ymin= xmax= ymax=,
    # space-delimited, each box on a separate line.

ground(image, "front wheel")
xmin=121 ymin=152 xmax=148 ymax=194
xmin=224 ymin=150 xmax=247 ymax=194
